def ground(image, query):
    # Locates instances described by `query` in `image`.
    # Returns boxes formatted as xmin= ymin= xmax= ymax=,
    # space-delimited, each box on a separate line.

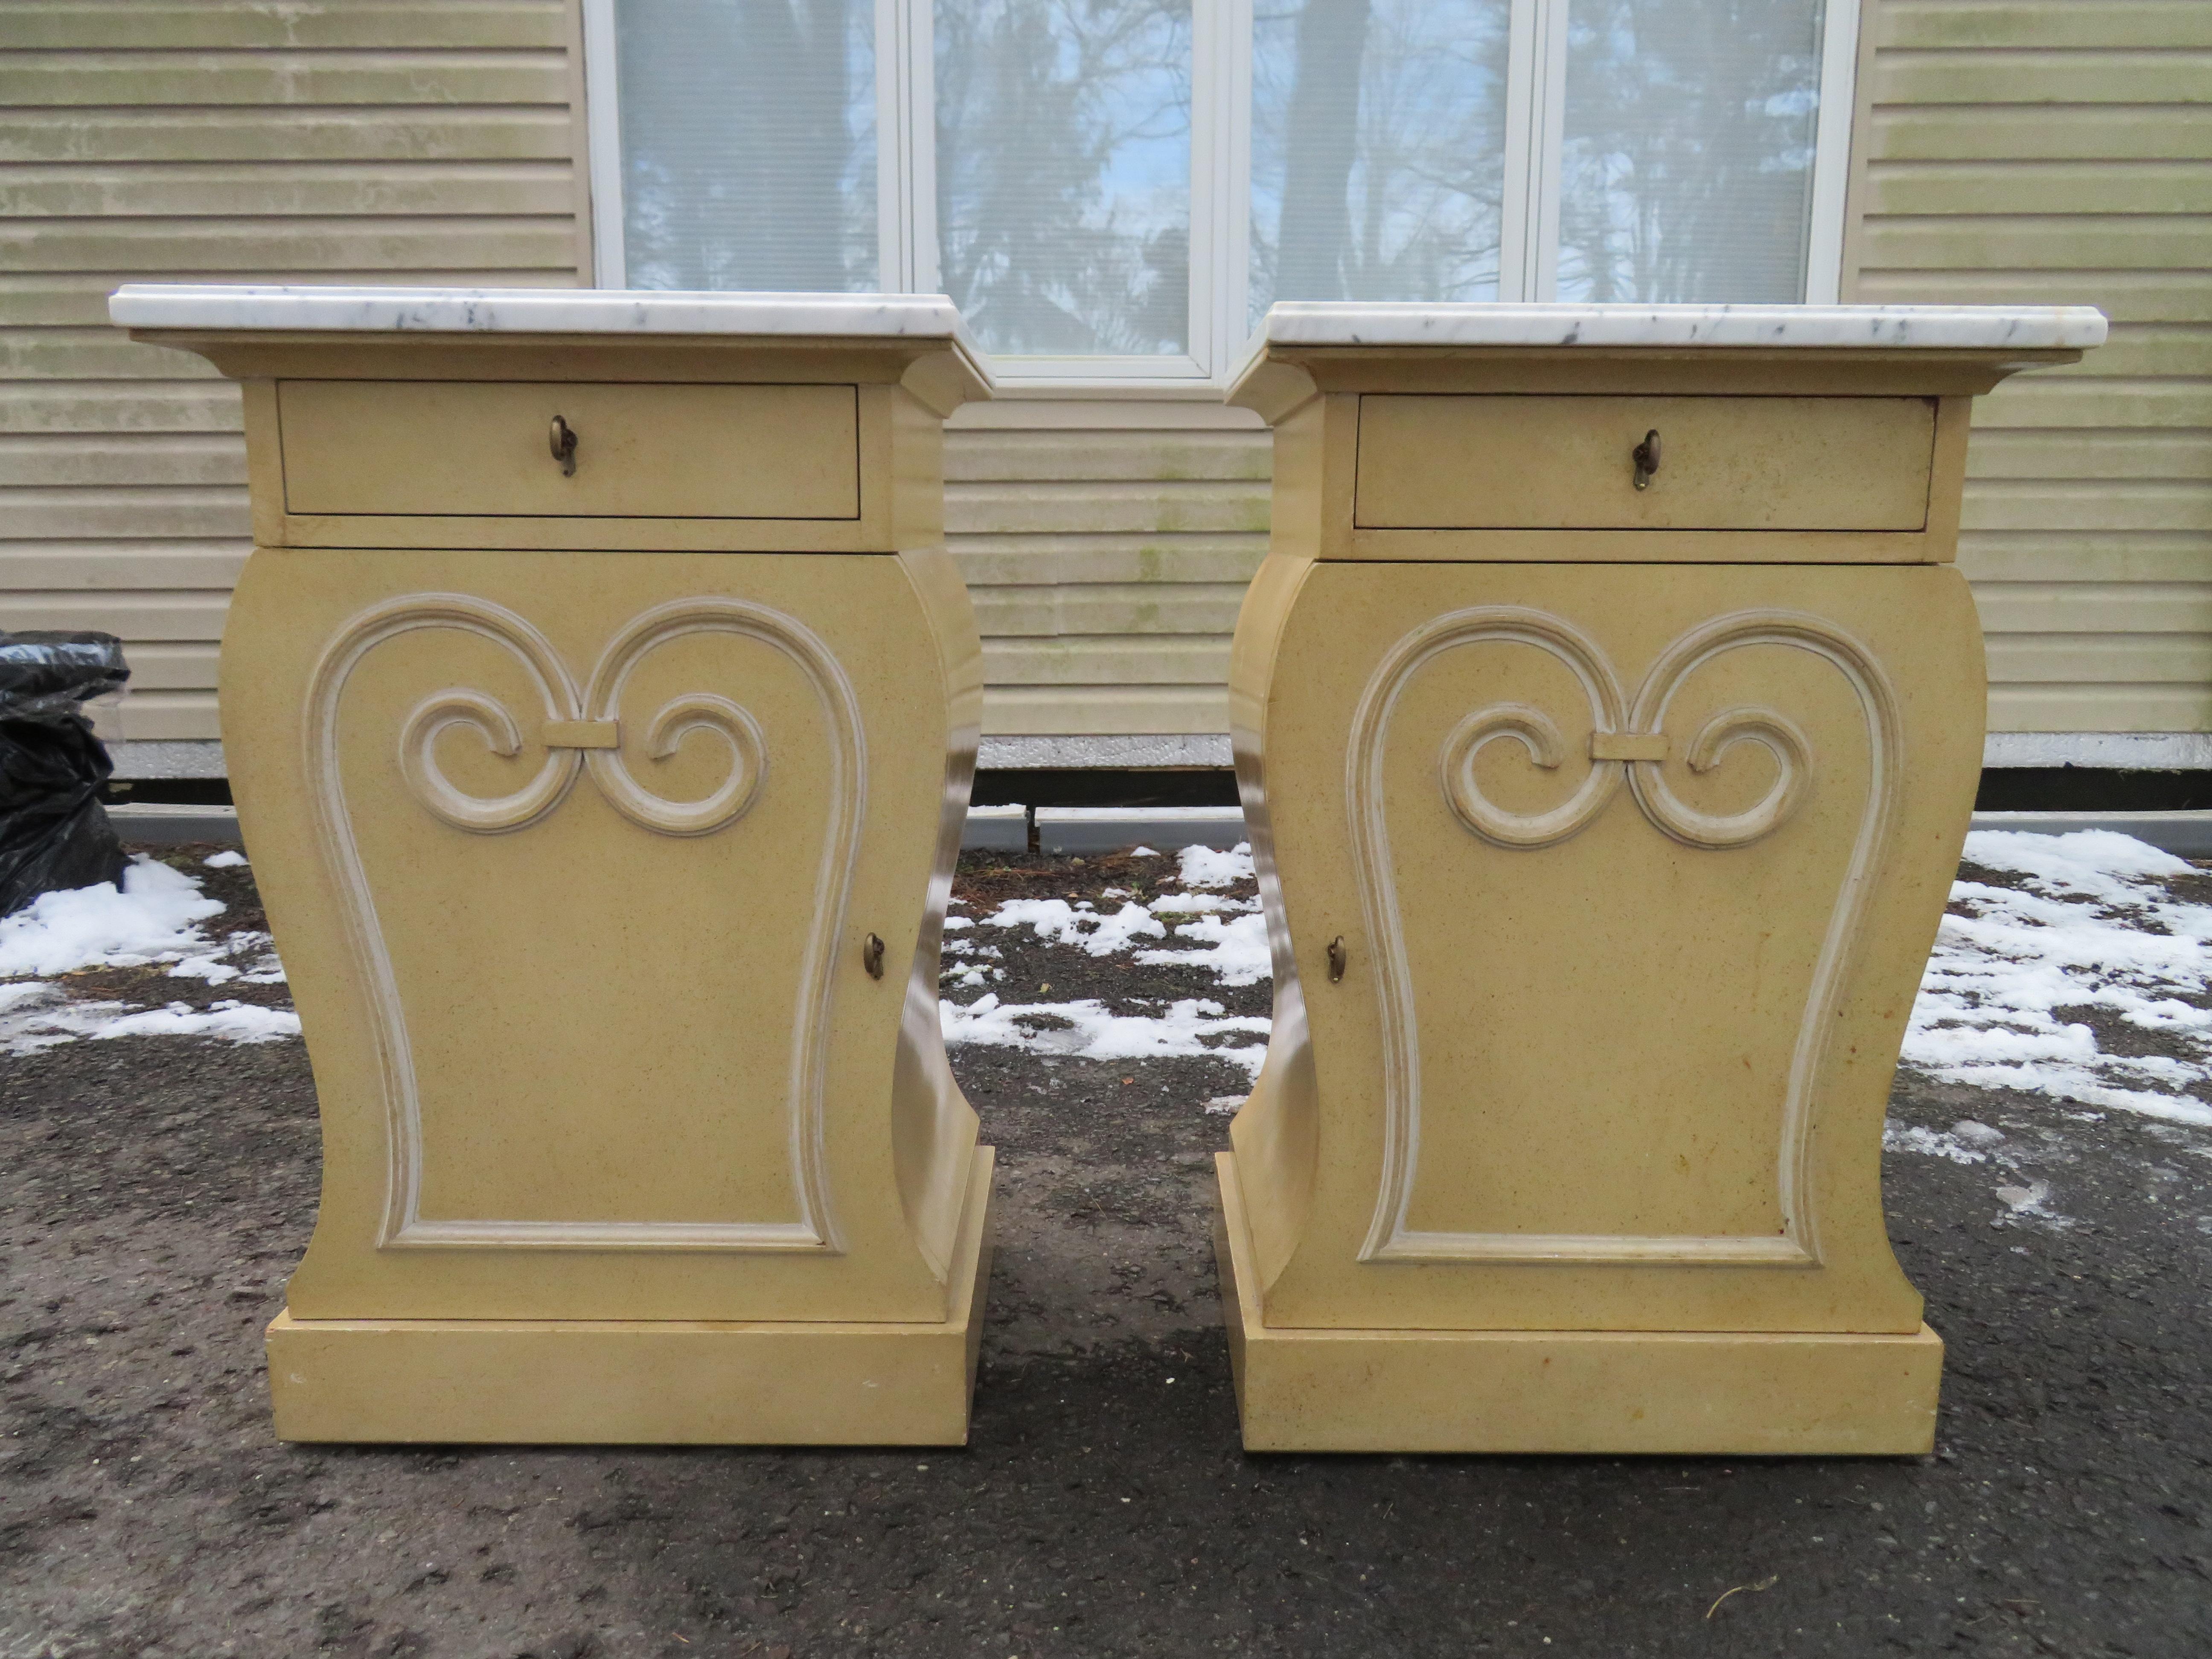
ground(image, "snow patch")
xmin=1 ymin=982 xmax=299 ymax=1057
xmin=1177 ymin=842 xmax=1256 ymax=889
xmin=0 ymin=856 xmax=226 ymax=978
xmin=1903 ymin=830 xmax=2212 ymax=1127
xmin=202 ymin=850 xmax=248 ymax=869
xmin=941 ymin=993 xmax=1270 ymax=1077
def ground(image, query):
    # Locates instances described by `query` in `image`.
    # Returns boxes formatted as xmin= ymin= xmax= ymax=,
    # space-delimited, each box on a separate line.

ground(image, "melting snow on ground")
xmin=0 ymin=855 xmax=296 ymax=1056
xmin=942 ymin=994 xmax=1272 ymax=1078
xmin=942 ymin=841 xmax=1272 ymax=1070
xmin=1901 ymin=830 xmax=2212 ymax=1128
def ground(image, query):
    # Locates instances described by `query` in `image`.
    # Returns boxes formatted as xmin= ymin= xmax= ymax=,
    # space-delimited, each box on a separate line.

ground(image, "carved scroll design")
xmin=1348 ymin=605 xmax=1901 ymax=1268
xmin=305 ymin=593 xmax=864 ymax=1254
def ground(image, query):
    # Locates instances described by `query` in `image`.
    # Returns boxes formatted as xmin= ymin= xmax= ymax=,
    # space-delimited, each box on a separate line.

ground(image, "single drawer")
xmin=278 ymin=380 xmax=860 ymax=520
xmin=1354 ymin=395 xmax=1934 ymax=532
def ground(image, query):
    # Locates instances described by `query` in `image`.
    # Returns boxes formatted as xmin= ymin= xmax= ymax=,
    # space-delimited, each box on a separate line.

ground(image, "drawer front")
xmin=1355 ymin=395 xmax=1934 ymax=532
xmin=279 ymin=381 xmax=860 ymax=520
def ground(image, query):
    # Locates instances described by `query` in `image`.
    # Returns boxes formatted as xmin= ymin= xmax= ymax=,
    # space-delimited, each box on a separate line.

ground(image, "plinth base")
xmin=1214 ymin=1153 xmax=1940 ymax=1455
xmin=267 ymin=1148 xmax=995 ymax=1446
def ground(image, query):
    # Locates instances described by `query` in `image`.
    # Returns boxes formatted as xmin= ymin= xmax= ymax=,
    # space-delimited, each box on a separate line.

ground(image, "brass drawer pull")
xmin=1632 ymin=428 xmax=1661 ymax=490
xmin=863 ymin=932 xmax=885 ymax=979
xmin=1327 ymin=935 xmax=1348 ymax=983
xmin=549 ymin=413 xmax=579 ymax=477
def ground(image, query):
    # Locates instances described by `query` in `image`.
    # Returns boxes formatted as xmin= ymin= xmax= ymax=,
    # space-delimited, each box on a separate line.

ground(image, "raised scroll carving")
xmin=1348 ymin=605 xmax=1901 ymax=1268
xmin=306 ymin=593 xmax=864 ymax=1254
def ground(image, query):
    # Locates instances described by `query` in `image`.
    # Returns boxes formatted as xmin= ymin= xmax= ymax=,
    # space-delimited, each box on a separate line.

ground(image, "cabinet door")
xmin=1238 ymin=559 xmax=1983 ymax=1334
xmin=222 ymin=547 xmax=977 ymax=1324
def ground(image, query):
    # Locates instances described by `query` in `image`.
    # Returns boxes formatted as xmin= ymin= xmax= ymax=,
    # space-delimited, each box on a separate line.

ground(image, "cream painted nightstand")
xmin=114 ymin=285 xmax=996 ymax=1445
xmin=1217 ymin=302 xmax=2104 ymax=1455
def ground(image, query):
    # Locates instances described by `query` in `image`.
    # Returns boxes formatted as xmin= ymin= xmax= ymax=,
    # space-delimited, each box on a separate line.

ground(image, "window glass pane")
xmin=1250 ymin=0 xmax=1513 ymax=324
xmin=1558 ymin=0 xmax=1824 ymax=303
xmin=616 ymin=0 xmax=878 ymax=291
xmin=934 ymin=0 xmax=1192 ymax=356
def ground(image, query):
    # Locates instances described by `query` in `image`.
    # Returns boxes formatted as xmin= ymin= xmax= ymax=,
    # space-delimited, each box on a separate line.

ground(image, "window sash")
xmin=581 ymin=0 xmax=1860 ymax=387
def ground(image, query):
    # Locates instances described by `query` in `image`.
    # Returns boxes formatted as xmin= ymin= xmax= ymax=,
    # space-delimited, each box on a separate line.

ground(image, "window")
xmin=582 ymin=0 xmax=1857 ymax=387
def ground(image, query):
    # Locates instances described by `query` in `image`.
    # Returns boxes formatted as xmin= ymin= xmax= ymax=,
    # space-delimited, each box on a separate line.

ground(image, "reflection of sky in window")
xmin=1249 ymin=0 xmax=1510 ymax=326
xmin=934 ymin=0 xmax=1191 ymax=356
xmin=1556 ymin=0 xmax=1822 ymax=303
xmin=618 ymin=0 xmax=878 ymax=292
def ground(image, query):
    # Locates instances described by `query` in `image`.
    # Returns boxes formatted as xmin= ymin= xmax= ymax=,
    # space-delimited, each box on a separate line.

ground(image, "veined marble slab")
xmin=1245 ymin=301 xmax=2108 ymax=357
xmin=108 ymin=283 xmax=989 ymax=367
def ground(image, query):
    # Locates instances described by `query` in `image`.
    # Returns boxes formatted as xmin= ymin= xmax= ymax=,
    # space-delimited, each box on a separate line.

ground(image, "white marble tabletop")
xmin=1244 ymin=301 xmax=2108 ymax=358
xmin=109 ymin=283 xmax=990 ymax=370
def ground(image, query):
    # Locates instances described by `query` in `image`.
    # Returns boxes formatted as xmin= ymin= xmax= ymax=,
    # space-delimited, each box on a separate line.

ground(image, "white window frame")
xmin=580 ymin=0 xmax=1858 ymax=389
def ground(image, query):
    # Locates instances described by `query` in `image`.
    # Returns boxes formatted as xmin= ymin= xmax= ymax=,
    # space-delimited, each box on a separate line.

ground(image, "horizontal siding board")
xmin=1879 ymin=2 xmax=2212 ymax=52
xmin=89 ymin=641 xmax=221 ymax=693
xmin=1985 ymin=636 xmax=2212 ymax=683
xmin=1868 ymin=105 xmax=2212 ymax=161
xmin=0 ymin=160 xmax=574 ymax=218
xmin=948 ymin=480 xmax=1272 ymax=537
xmin=1973 ymin=583 xmax=2212 ymax=632
xmin=1869 ymin=51 xmax=2212 ymax=106
xmin=0 ymin=381 xmax=242 ymax=433
xmin=981 ymin=686 xmax=1230 ymax=737
xmin=1986 ymin=686 xmax=2212 ymax=731
xmin=0 ymin=106 xmax=573 ymax=164
xmin=971 ymin=583 xmax=1251 ymax=638
xmin=2 ymin=329 xmax=230 ymax=381
xmin=1858 ymin=215 xmax=2212 ymax=269
xmin=0 ymin=216 xmax=579 ymax=272
xmin=1966 ymin=428 xmax=2212 ymax=480
xmin=1959 ymin=533 xmax=2212 ymax=583
xmin=0 ymin=591 xmax=234 ymax=637
xmin=946 ymin=535 xmax=1268 ymax=587
xmin=7 ymin=1 xmax=566 ymax=51
xmin=0 ymin=432 xmax=246 ymax=487
xmin=945 ymin=429 xmax=1270 ymax=483
xmin=1864 ymin=161 xmax=2212 ymax=217
xmin=0 ymin=487 xmax=250 ymax=541
xmin=1960 ymin=480 xmax=2212 ymax=533
xmin=983 ymin=636 xmax=1231 ymax=687
xmin=1965 ymin=380 xmax=2212 ymax=429
xmin=108 ymin=690 xmax=222 ymax=742
xmin=0 ymin=50 xmax=570 ymax=108
xmin=1854 ymin=269 xmax=2212 ymax=320
xmin=0 ymin=541 xmax=251 ymax=588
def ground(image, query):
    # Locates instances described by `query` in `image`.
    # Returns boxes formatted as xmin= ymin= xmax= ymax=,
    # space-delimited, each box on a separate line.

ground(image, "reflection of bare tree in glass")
xmin=1557 ymin=0 xmax=1822 ymax=302
xmin=620 ymin=0 xmax=876 ymax=291
xmin=1252 ymin=0 xmax=1509 ymax=316
xmin=934 ymin=0 xmax=1191 ymax=355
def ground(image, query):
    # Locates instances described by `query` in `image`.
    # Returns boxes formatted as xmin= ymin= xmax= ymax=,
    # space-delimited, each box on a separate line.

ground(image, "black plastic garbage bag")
xmin=0 ymin=630 xmax=130 ymax=917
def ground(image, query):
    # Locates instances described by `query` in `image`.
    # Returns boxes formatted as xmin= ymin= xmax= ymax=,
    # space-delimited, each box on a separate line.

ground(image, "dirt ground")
xmin=2 ymin=847 xmax=2209 ymax=1657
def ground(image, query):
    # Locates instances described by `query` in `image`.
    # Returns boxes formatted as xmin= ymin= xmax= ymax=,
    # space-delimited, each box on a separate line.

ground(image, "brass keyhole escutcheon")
xmin=863 ymin=932 xmax=885 ymax=980
xmin=1327 ymin=935 xmax=1348 ymax=984
xmin=549 ymin=414 xmax=579 ymax=477
xmin=1632 ymin=428 xmax=1662 ymax=491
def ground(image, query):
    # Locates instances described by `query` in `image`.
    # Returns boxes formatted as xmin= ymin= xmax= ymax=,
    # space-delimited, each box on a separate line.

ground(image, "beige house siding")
xmin=1845 ymin=0 xmax=2212 ymax=739
xmin=945 ymin=404 xmax=1269 ymax=742
xmin=0 ymin=0 xmax=587 ymax=758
